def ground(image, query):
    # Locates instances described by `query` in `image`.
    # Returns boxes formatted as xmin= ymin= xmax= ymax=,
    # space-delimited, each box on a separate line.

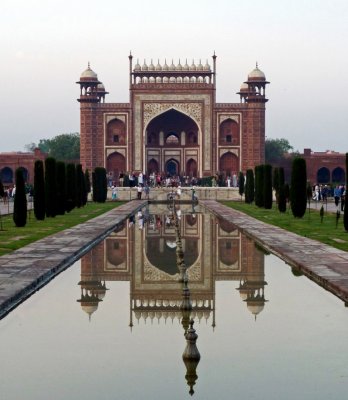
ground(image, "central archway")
xmin=165 ymin=159 xmax=179 ymax=176
xmin=145 ymin=108 xmax=200 ymax=176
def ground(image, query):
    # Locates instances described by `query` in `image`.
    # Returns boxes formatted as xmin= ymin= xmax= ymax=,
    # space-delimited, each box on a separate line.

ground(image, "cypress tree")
xmin=45 ymin=157 xmax=57 ymax=217
xmin=254 ymin=166 xmax=260 ymax=206
xmin=245 ymin=169 xmax=255 ymax=204
xmin=94 ymin=167 xmax=108 ymax=203
xmin=273 ymin=167 xmax=279 ymax=203
xmin=259 ymin=165 xmax=265 ymax=207
xmin=278 ymin=167 xmax=285 ymax=187
xmin=0 ymin=179 xmax=4 ymax=197
xmin=344 ymin=153 xmax=348 ymax=231
xmin=278 ymin=184 xmax=287 ymax=212
xmin=75 ymin=164 xmax=84 ymax=208
xmin=13 ymin=168 xmax=27 ymax=227
xmin=33 ymin=160 xmax=45 ymax=220
xmin=290 ymin=157 xmax=307 ymax=218
xmin=92 ymin=171 xmax=97 ymax=202
xmin=238 ymin=171 xmax=245 ymax=199
xmin=56 ymin=161 xmax=66 ymax=215
xmin=66 ymin=163 xmax=76 ymax=212
xmin=264 ymin=164 xmax=273 ymax=209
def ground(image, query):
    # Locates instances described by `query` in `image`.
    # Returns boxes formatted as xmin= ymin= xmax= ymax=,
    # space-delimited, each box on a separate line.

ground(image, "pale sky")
xmin=1 ymin=0 xmax=347 ymax=153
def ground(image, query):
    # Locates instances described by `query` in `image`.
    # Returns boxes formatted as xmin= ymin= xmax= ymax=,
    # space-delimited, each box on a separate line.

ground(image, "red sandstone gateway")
xmin=76 ymin=55 xmax=269 ymax=183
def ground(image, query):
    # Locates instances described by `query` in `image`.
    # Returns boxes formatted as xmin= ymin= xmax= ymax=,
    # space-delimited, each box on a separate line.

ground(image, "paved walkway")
xmin=201 ymin=200 xmax=348 ymax=305
xmin=0 ymin=200 xmax=146 ymax=319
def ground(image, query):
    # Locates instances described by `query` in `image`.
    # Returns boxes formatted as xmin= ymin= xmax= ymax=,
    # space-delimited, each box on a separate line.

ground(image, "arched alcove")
xmin=317 ymin=167 xmax=330 ymax=184
xmin=106 ymin=118 xmax=126 ymax=146
xmin=219 ymin=152 xmax=239 ymax=176
xmin=219 ymin=118 xmax=240 ymax=146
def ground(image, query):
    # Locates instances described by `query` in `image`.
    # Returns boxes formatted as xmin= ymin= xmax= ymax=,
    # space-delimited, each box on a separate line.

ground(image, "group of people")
xmin=312 ymin=183 xmax=346 ymax=211
xmin=333 ymin=185 xmax=346 ymax=211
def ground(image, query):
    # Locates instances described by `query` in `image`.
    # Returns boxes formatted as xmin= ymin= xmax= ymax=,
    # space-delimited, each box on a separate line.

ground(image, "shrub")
xmin=245 ymin=169 xmax=254 ymax=204
xmin=264 ymin=164 xmax=273 ymax=209
xmin=34 ymin=160 xmax=45 ymax=220
xmin=66 ymin=163 xmax=76 ymax=212
xmin=290 ymin=157 xmax=307 ymax=218
xmin=45 ymin=157 xmax=57 ymax=217
xmin=56 ymin=161 xmax=66 ymax=215
xmin=93 ymin=167 xmax=107 ymax=203
xmin=238 ymin=171 xmax=245 ymax=198
xmin=13 ymin=168 xmax=27 ymax=227
xmin=344 ymin=153 xmax=348 ymax=231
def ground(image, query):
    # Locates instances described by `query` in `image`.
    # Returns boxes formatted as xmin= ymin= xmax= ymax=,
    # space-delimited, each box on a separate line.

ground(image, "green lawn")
xmin=0 ymin=202 xmax=124 ymax=256
xmin=223 ymin=201 xmax=348 ymax=252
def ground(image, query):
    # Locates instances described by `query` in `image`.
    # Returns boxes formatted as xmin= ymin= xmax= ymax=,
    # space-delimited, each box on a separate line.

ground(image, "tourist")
xmin=341 ymin=186 xmax=346 ymax=212
xmin=119 ymin=171 xmax=124 ymax=187
xmin=137 ymin=184 xmax=143 ymax=200
xmin=226 ymin=176 xmax=231 ymax=187
xmin=111 ymin=186 xmax=118 ymax=200
xmin=334 ymin=185 xmax=340 ymax=207
xmin=232 ymin=173 xmax=237 ymax=187
xmin=144 ymin=183 xmax=150 ymax=199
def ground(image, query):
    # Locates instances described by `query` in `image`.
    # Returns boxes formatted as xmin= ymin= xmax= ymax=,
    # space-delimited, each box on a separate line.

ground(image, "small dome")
xmin=97 ymin=83 xmax=106 ymax=93
xmin=162 ymin=59 xmax=169 ymax=71
xmin=183 ymin=59 xmax=190 ymax=71
xmin=155 ymin=60 xmax=162 ymax=71
xmin=148 ymin=59 xmax=155 ymax=71
xmin=204 ymin=60 xmax=210 ymax=71
xmin=197 ymin=59 xmax=204 ymax=70
xmin=142 ymin=60 xmax=148 ymax=71
xmin=80 ymin=63 xmax=98 ymax=80
xmin=189 ymin=60 xmax=196 ymax=71
xmin=248 ymin=64 xmax=266 ymax=80
xmin=240 ymin=82 xmax=249 ymax=92
xmin=170 ymin=59 xmax=176 ymax=70
xmin=176 ymin=60 xmax=182 ymax=70
xmin=247 ymin=303 xmax=265 ymax=315
xmin=134 ymin=59 xmax=141 ymax=71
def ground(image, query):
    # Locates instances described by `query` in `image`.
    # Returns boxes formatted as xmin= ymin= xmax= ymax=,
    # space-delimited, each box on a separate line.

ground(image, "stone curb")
xmin=0 ymin=200 xmax=146 ymax=319
xmin=201 ymin=200 xmax=348 ymax=305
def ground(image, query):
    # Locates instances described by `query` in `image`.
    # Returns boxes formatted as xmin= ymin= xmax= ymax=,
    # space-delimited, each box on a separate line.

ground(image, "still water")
xmin=0 ymin=204 xmax=347 ymax=400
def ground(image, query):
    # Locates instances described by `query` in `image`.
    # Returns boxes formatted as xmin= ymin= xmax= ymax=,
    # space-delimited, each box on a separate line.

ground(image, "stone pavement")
xmin=201 ymin=200 xmax=348 ymax=305
xmin=0 ymin=200 xmax=146 ymax=319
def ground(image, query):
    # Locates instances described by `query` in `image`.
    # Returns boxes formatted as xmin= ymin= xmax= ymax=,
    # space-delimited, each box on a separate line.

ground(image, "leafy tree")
xmin=290 ymin=157 xmax=307 ymax=218
xmin=56 ymin=161 xmax=66 ymax=215
xmin=45 ymin=157 xmax=57 ymax=218
xmin=263 ymin=164 xmax=273 ymax=209
xmin=13 ymin=169 xmax=27 ymax=227
xmin=265 ymin=138 xmax=293 ymax=164
xmin=26 ymin=133 xmax=80 ymax=161
xmin=344 ymin=153 xmax=348 ymax=231
xmin=24 ymin=142 xmax=37 ymax=152
xmin=245 ymin=169 xmax=254 ymax=204
xmin=66 ymin=163 xmax=76 ymax=212
xmin=34 ymin=160 xmax=45 ymax=220
xmin=238 ymin=171 xmax=245 ymax=198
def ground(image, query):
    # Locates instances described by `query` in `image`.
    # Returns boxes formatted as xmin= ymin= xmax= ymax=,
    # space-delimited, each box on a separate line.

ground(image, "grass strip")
xmin=223 ymin=201 xmax=348 ymax=252
xmin=0 ymin=201 xmax=124 ymax=256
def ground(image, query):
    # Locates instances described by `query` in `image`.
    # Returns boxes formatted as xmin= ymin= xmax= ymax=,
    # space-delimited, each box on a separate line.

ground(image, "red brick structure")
xmin=0 ymin=148 xmax=46 ymax=186
xmin=77 ymin=56 xmax=269 ymax=180
xmin=303 ymin=148 xmax=346 ymax=185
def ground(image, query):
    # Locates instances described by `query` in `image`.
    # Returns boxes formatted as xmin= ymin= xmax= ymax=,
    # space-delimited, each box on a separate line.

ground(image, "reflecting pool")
xmin=0 ymin=204 xmax=347 ymax=400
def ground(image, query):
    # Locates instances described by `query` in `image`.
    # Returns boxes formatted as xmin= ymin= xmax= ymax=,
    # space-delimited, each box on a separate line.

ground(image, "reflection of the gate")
xmin=78 ymin=206 xmax=267 ymax=323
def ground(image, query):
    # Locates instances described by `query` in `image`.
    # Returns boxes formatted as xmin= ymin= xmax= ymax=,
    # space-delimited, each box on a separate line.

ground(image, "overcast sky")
xmin=1 ymin=0 xmax=347 ymax=153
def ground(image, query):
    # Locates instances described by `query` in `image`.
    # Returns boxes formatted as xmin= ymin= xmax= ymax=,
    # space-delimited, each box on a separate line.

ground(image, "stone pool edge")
xmin=201 ymin=200 xmax=348 ymax=305
xmin=0 ymin=200 xmax=146 ymax=320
